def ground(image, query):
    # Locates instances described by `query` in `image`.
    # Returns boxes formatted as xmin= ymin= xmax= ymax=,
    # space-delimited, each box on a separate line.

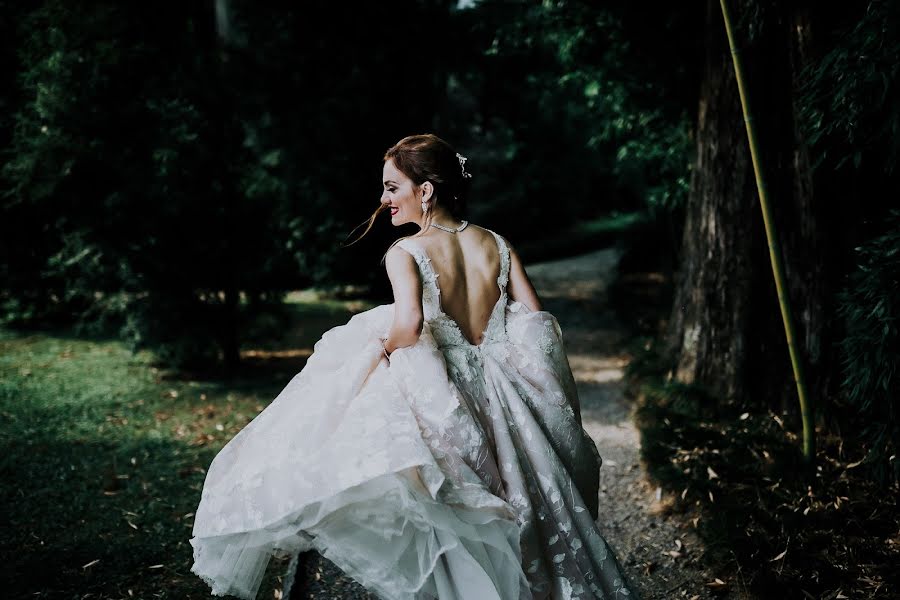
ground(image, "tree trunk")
xmin=665 ymin=0 xmax=831 ymax=417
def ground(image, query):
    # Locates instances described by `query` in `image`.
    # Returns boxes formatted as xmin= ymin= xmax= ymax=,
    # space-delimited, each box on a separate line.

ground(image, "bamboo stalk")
xmin=719 ymin=0 xmax=815 ymax=461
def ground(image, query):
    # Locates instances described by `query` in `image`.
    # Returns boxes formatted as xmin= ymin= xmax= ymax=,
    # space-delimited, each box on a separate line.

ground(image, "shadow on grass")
xmin=0 ymin=302 xmax=364 ymax=599
xmin=0 ymin=430 xmax=248 ymax=599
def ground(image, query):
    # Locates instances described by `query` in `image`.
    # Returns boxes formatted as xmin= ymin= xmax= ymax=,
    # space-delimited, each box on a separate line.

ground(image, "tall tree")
xmin=664 ymin=0 xmax=836 ymax=421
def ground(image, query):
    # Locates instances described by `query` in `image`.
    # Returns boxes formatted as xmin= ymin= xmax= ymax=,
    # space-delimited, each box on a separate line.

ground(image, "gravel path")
xmin=288 ymin=248 xmax=734 ymax=600
xmin=527 ymin=248 xmax=735 ymax=600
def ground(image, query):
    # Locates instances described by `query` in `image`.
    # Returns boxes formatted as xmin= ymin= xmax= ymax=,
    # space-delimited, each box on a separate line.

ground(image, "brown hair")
xmin=345 ymin=133 xmax=471 ymax=246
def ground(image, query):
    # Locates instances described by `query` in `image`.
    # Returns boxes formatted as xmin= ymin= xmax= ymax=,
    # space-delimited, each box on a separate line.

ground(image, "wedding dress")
xmin=190 ymin=229 xmax=637 ymax=599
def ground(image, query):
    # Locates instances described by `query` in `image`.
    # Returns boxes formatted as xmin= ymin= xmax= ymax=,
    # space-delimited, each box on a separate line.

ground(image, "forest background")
xmin=1 ymin=0 xmax=898 ymax=598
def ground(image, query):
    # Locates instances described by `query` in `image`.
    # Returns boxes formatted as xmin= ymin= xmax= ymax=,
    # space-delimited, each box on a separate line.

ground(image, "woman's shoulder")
xmin=466 ymin=224 xmax=514 ymax=255
xmin=385 ymin=236 xmax=419 ymax=262
xmin=459 ymin=223 xmax=506 ymax=245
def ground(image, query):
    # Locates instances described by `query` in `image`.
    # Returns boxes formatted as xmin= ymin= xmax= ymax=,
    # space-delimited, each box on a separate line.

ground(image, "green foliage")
xmin=1 ymin=2 xmax=288 ymax=366
xmin=1 ymin=1 xmax=443 ymax=368
xmin=798 ymin=0 xmax=900 ymax=174
xmin=450 ymin=1 xmax=698 ymax=235
xmin=1 ymin=0 xmax=699 ymax=367
xmin=836 ymin=209 xmax=900 ymax=483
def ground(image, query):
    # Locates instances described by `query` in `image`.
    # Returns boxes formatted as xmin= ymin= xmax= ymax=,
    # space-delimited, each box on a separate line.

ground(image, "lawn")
xmin=0 ymin=296 xmax=370 ymax=599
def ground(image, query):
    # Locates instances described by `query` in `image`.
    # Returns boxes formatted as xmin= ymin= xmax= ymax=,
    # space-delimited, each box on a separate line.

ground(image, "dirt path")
xmin=290 ymin=248 xmax=732 ymax=599
xmin=527 ymin=248 xmax=734 ymax=600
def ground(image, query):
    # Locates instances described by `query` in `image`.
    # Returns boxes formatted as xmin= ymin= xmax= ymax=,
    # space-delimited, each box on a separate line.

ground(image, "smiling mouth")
xmin=390 ymin=207 xmax=399 ymax=216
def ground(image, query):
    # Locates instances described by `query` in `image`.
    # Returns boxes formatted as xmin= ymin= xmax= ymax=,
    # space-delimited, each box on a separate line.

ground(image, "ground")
xmin=528 ymin=249 xmax=739 ymax=600
xmin=5 ymin=247 xmax=888 ymax=599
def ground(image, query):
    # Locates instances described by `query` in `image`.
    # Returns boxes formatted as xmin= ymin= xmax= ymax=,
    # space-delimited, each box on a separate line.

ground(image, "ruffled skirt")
xmin=190 ymin=303 xmax=636 ymax=599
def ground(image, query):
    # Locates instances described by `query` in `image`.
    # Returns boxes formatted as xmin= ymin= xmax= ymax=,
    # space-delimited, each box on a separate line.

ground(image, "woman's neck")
xmin=422 ymin=207 xmax=459 ymax=230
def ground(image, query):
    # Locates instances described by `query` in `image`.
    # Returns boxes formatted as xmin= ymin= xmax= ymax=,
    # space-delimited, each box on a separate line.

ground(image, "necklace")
xmin=430 ymin=220 xmax=469 ymax=233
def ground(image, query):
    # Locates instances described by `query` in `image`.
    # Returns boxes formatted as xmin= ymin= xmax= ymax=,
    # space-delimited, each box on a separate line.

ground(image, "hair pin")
xmin=456 ymin=152 xmax=473 ymax=179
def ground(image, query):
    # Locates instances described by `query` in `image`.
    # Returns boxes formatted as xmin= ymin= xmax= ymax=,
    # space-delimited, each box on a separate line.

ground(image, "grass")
xmin=0 ymin=294 xmax=369 ymax=599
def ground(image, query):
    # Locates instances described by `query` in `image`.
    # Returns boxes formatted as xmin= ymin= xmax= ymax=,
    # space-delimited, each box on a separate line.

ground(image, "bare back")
xmin=414 ymin=225 xmax=504 ymax=346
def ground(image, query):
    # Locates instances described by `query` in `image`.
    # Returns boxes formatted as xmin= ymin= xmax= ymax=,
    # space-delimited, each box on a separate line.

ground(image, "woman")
xmin=190 ymin=134 xmax=638 ymax=599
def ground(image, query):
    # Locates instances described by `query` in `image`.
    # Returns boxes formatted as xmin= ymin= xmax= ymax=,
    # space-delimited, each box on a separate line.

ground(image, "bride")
xmin=190 ymin=134 xmax=638 ymax=599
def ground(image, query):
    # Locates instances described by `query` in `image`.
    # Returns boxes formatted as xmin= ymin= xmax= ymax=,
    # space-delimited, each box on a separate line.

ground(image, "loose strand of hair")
xmin=379 ymin=206 xmax=433 ymax=265
xmin=342 ymin=203 xmax=387 ymax=247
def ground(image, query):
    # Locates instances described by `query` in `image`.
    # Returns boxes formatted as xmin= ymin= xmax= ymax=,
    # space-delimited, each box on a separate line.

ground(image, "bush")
xmin=836 ymin=208 xmax=900 ymax=483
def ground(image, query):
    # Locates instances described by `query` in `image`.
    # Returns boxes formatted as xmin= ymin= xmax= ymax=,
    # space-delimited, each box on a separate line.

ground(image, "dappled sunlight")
xmin=568 ymin=353 xmax=629 ymax=384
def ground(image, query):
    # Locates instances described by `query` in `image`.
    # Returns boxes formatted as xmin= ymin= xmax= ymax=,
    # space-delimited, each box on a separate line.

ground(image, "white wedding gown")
xmin=190 ymin=230 xmax=637 ymax=599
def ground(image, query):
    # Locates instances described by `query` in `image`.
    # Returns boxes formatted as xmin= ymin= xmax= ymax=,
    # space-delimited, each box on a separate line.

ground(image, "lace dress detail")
xmin=189 ymin=228 xmax=639 ymax=600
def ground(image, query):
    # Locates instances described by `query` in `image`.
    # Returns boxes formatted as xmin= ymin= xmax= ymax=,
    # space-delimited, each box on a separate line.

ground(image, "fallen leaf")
xmin=707 ymin=466 xmax=719 ymax=480
xmin=706 ymin=578 xmax=727 ymax=589
xmin=770 ymin=549 xmax=787 ymax=561
xmin=739 ymin=412 xmax=749 ymax=420
xmin=82 ymin=559 xmax=100 ymax=569
xmin=148 ymin=564 xmax=164 ymax=569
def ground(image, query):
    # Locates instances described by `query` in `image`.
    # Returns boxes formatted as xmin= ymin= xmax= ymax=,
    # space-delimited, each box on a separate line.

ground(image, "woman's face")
xmin=381 ymin=159 xmax=422 ymax=227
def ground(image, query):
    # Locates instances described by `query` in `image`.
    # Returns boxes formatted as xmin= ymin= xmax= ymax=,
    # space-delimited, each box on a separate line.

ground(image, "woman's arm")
xmin=507 ymin=243 xmax=542 ymax=312
xmin=382 ymin=245 xmax=424 ymax=355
